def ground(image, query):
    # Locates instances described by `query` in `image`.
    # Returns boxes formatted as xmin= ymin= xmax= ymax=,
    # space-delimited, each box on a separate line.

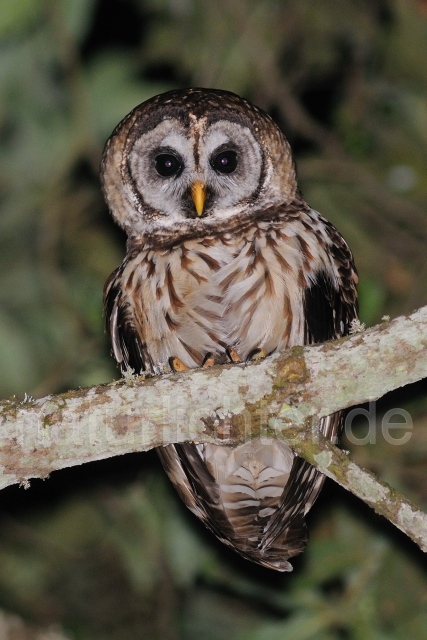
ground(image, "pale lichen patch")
xmin=313 ymin=450 xmax=333 ymax=470
xmin=122 ymin=366 xmax=140 ymax=385
xmin=277 ymin=405 xmax=305 ymax=425
xmin=349 ymin=318 xmax=366 ymax=334
xmin=347 ymin=463 xmax=389 ymax=502
xmin=397 ymin=504 xmax=427 ymax=552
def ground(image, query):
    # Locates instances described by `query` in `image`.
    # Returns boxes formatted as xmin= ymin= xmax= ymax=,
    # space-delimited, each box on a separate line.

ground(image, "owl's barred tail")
xmin=158 ymin=438 xmax=329 ymax=571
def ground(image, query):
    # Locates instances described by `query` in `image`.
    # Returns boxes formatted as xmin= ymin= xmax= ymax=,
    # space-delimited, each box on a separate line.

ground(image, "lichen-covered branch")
xmin=1 ymin=306 xmax=427 ymax=549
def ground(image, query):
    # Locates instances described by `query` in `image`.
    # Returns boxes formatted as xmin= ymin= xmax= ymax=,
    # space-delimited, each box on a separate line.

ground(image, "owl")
xmin=102 ymin=88 xmax=358 ymax=572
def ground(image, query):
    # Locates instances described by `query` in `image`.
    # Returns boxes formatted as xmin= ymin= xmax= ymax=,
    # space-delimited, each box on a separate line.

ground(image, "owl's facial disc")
xmin=128 ymin=117 xmax=265 ymax=226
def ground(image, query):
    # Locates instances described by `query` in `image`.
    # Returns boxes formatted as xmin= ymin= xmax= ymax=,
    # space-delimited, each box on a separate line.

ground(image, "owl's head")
xmin=101 ymin=88 xmax=297 ymax=237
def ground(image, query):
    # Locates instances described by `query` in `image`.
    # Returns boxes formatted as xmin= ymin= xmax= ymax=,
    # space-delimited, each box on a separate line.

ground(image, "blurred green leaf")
xmin=0 ymin=0 xmax=44 ymax=37
xmin=57 ymin=0 xmax=98 ymax=44
xmin=84 ymin=54 xmax=171 ymax=141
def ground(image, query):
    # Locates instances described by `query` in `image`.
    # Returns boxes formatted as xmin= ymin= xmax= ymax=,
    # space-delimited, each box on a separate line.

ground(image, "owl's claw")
xmin=246 ymin=348 xmax=266 ymax=362
xmin=169 ymin=356 xmax=190 ymax=372
xmin=170 ymin=353 xmax=216 ymax=371
xmin=202 ymin=352 xmax=216 ymax=367
xmin=226 ymin=347 xmax=242 ymax=363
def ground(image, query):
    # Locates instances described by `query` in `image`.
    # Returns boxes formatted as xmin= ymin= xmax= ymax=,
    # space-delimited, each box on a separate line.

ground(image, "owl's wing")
xmin=303 ymin=215 xmax=358 ymax=343
xmin=104 ymin=265 xmax=155 ymax=375
xmin=259 ymin=412 xmax=343 ymax=558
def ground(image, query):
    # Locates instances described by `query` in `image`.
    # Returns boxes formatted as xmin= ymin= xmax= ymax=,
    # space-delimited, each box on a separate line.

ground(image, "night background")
xmin=0 ymin=1 xmax=427 ymax=638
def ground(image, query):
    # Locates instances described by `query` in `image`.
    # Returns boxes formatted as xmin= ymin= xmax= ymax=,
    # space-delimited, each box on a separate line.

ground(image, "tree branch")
xmin=1 ymin=306 xmax=427 ymax=549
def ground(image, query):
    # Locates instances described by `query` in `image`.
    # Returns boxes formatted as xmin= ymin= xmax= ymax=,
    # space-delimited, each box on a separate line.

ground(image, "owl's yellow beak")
xmin=191 ymin=181 xmax=206 ymax=216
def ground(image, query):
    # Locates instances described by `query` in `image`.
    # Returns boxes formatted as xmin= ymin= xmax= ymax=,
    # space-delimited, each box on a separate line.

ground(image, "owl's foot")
xmin=170 ymin=353 xmax=215 ymax=372
xmin=169 ymin=357 xmax=190 ymax=372
xmin=170 ymin=348 xmax=265 ymax=373
xmin=226 ymin=347 xmax=242 ymax=363
xmin=202 ymin=352 xmax=216 ymax=367
xmin=247 ymin=348 xmax=266 ymax=362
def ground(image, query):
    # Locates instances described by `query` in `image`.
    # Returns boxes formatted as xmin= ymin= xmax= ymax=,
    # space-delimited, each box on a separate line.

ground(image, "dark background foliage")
xmin=0 ymin=1 xmax=427 ymax=638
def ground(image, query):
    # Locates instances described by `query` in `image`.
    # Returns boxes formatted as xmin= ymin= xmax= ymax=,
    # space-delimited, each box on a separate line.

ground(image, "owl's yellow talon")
xmin=226 ymin=347 xmax=242 ymax=363
xmin=202 ymin=353 xmax=215 ymax=367
xmin=169 ymin=357 xmax=190 ymax=372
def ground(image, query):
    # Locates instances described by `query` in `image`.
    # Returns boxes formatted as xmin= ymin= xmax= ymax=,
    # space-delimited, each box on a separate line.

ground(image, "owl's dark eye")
xmin=211 ymin=149 xmax=238 ymax=174
xmin=155 ymin=153 xmax=183 ymax=177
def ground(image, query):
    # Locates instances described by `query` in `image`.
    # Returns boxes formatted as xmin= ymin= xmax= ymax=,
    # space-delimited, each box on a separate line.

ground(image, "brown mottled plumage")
xmin=102 ymin=88 xmax=358 ymax=571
